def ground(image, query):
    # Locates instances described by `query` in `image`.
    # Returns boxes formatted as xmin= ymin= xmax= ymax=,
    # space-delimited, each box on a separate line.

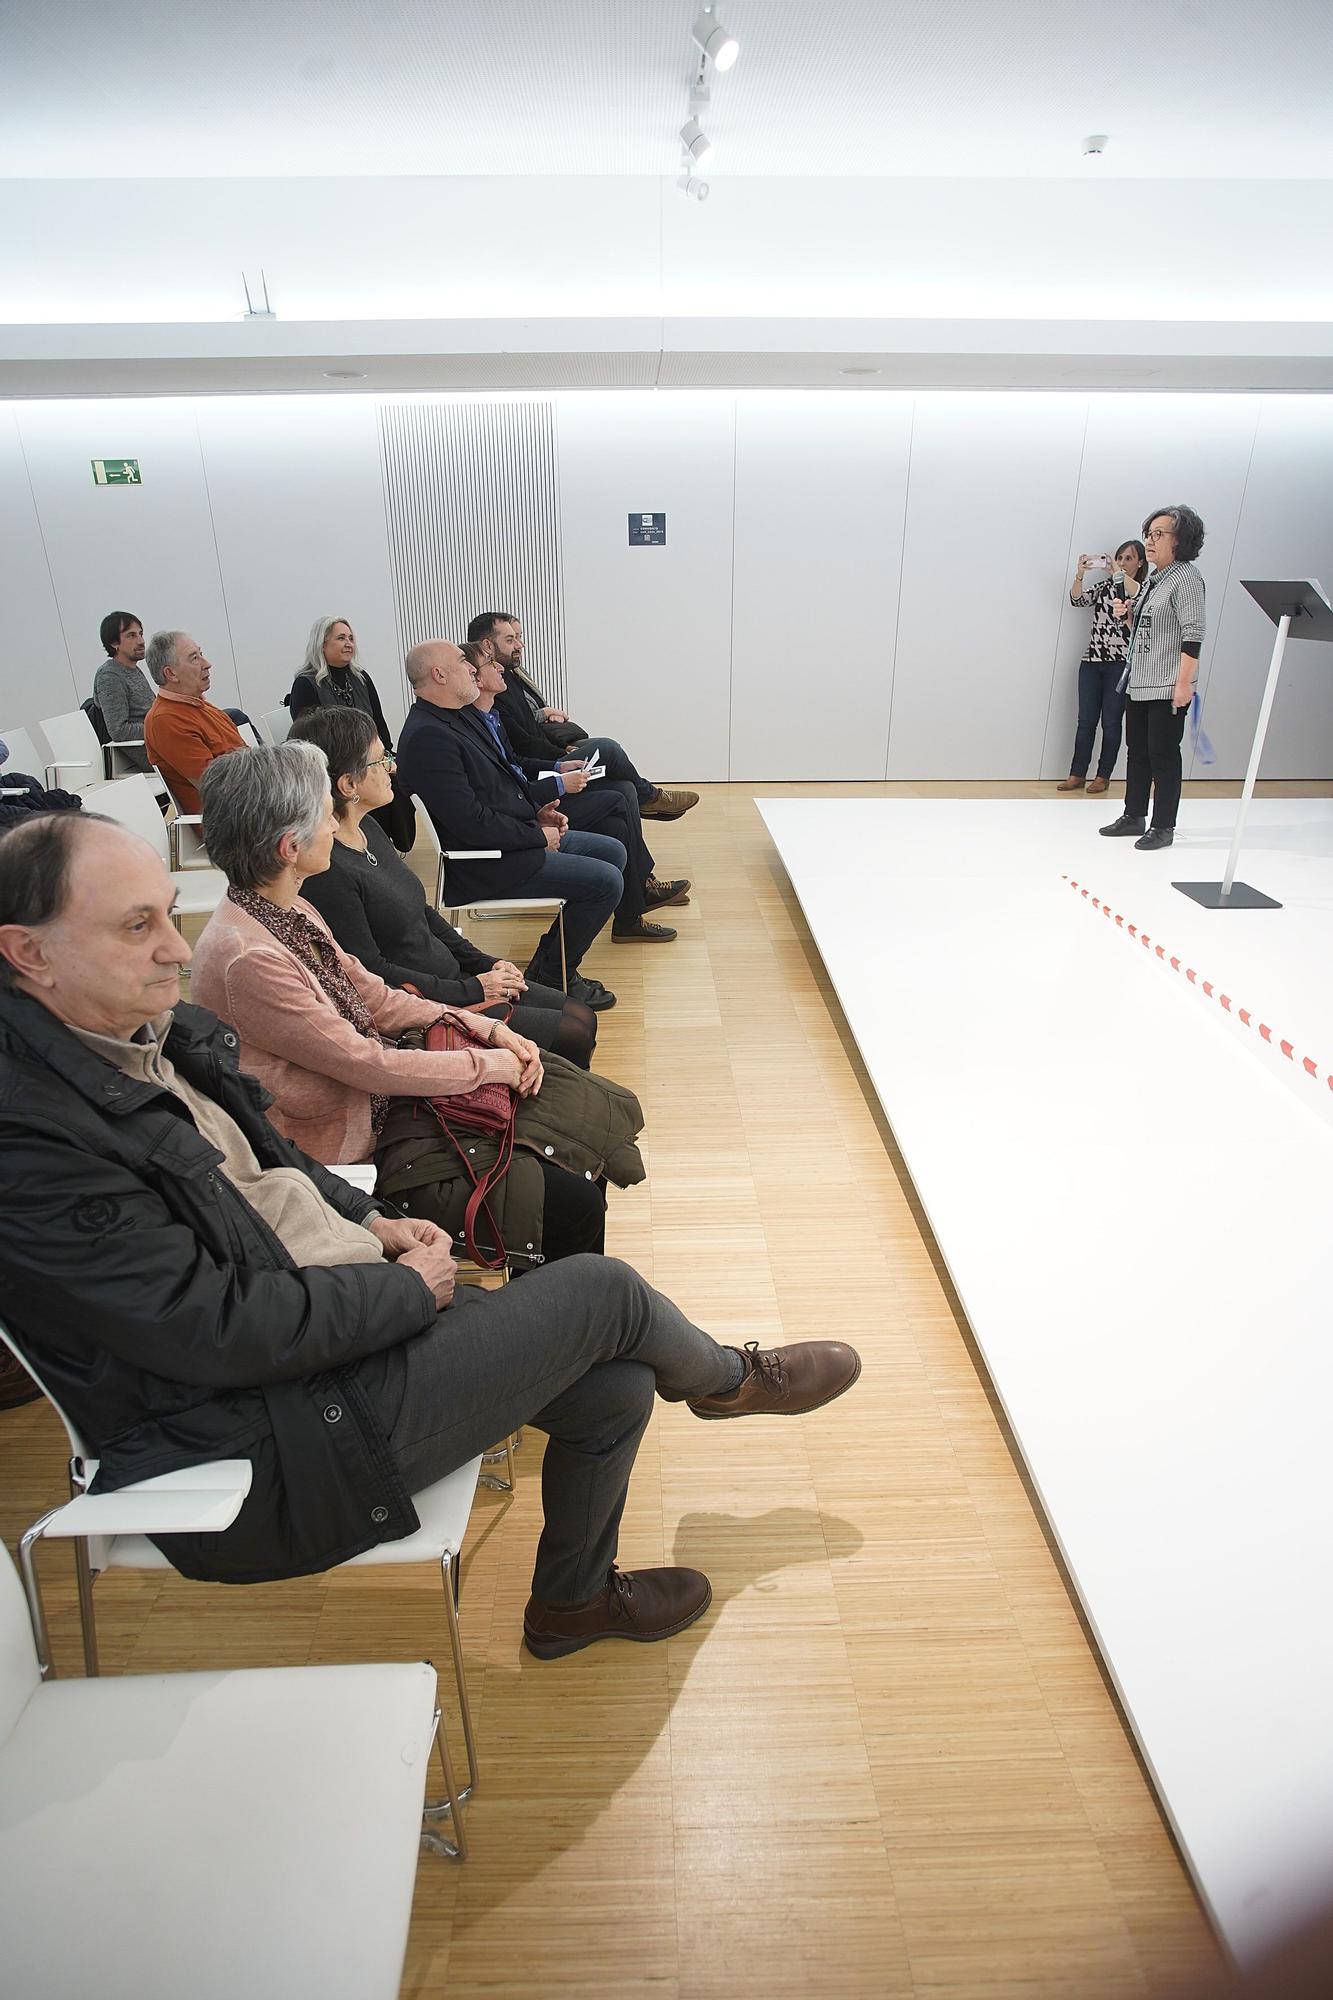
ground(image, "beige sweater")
xmin=71 ymin=1014 xmax=384 ymax=1270
xmin=189 ymin=894 xmax=521 ymax=1165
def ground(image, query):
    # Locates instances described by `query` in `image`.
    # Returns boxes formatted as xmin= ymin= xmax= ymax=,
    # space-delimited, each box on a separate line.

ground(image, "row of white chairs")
xmin=2 ymin=1275 xmax=486 ymax=1994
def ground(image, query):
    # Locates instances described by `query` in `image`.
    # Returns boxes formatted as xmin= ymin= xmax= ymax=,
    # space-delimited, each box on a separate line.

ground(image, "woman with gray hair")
xmin=190 ymin=741 xmax=616 ymax=1266
xmin=1100 ymin=503 xmax=1207 ymax=852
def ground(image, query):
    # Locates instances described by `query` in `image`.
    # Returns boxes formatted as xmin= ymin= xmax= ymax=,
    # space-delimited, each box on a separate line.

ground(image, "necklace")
xmin=338 ymin=826 xmax=377 ymax=867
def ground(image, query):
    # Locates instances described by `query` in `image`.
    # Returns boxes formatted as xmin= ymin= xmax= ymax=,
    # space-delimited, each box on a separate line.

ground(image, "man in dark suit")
xmin=467 ymin=612 xmax=699 ymax=822
xmin=395 ymin=640 xmax=629 ymax=1008
xmin=464 ymin=644 xmax=686 ymax=946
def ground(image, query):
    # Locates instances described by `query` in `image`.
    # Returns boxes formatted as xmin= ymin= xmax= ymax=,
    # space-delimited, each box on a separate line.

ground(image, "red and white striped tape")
xmin=1063 ymin=875 xmax=1330 ymax=1093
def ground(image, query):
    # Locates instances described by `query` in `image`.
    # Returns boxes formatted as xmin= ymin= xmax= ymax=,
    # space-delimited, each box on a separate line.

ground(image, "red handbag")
xmin=423 ymin=1018 xmax=518 ymax=1270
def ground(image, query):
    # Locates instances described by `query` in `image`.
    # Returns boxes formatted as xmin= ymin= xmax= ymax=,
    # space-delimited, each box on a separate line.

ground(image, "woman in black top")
xmin=288 ymin=707 xmax=597 ymax=1068
xmin=288 ymin=617 xmax=415 ymax=850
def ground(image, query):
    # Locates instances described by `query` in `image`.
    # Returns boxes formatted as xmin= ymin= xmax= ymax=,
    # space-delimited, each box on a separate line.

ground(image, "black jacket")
xmin=494 ymin=675 xmax=566 ymax=762
xmin=395 ymin=698 xmax=558 ymax=901
xmin=286 ymin=664 xmax=395 ymax=751
xmin=0 ymin=990 xmax=437 ymax=1584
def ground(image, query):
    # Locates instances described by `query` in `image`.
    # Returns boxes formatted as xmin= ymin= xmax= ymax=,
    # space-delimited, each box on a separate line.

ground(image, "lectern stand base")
xmin=1173 ymin=881 xmax=1282 ymax=911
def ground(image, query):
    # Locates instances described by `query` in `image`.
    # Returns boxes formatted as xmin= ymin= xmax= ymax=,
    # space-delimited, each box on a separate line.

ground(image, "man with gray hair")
xmin=142 ymin=629 xmax=245 ymax=813
xmin=0 ymin=810 xmax=861 ymax=1657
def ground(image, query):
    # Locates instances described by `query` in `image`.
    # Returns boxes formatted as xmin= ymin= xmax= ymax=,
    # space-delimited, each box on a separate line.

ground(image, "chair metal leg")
xmin=420 ymin=1704 xmax=468 ymax=1862
xmin=558 ymin=906 xmax=567 ymax=992
xmin=73 ymin=1534 xmax=100 ymax=1678
xmin=479 ymin=1432 xmax=516 ymax=1493
xmin=441 ymin=1547 xmax=479 ymax=1800
xmin=18 ymin=1514 xmax=59 ymax=1681
xmin=68 ymin=1457 xmax=100 ymax=1678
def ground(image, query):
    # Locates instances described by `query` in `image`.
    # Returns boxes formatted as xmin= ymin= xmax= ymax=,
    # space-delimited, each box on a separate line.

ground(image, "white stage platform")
xmin=760 ymin=796 xmax=1333 ymax=1965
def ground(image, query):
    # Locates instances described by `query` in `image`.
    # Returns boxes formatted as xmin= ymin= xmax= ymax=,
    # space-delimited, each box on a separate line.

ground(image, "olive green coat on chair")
xmin=376 ymin=1051 xmax=645 ymax=1269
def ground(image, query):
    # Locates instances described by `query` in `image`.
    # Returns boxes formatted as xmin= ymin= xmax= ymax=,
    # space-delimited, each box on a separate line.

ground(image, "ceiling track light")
xmin=677 ymin=173 xmax=711 ymax=203
xmin=679 ymin=117 xmax=714 ymax=169
xmin=691 ymin=7 xmax=739 ymax=72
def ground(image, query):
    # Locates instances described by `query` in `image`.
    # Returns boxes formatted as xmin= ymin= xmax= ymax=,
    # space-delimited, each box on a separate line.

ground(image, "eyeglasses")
xmin=1143 ymin=529 xmax=1172 ymax=542
xmin=366 ymin=754 xmax=397 ymax=772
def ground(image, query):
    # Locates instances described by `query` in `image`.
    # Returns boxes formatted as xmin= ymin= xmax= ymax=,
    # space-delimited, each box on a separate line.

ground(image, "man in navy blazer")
xmin=395 ymin=640 xmax=628 ymax=1008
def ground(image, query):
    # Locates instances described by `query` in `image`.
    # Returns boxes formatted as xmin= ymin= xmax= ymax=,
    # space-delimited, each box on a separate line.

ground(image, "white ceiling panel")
xmin=3 ymin=0 xmax=1333 ymax=182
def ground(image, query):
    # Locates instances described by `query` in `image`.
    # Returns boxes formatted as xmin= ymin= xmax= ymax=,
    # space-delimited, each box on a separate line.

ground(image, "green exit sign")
xmin=91 ymin=458 xmax=141 ymax=485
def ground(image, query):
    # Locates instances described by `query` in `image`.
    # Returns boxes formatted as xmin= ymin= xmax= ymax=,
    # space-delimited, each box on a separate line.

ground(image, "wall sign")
xmin=628 ymin=511 xmax=666 ymax=547
xmin=92 ymin=458 xmax=141 ymax=485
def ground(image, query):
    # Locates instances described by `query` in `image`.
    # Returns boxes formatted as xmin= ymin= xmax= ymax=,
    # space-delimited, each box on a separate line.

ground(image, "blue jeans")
xmin=1071 ymin=659 xmax=1127 ymax=780
xmin=525 ymin=829 xmax=626 ymax=985
xmin=569 ymin=735 xmax=655 ymax=807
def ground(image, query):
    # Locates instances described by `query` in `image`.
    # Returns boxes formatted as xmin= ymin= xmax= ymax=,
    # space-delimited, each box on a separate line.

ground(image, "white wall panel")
xmin=196 ymin=397 xmax=402 ymax=732
xmin=1041 ymin=396 xmax=1261 ymax=780
xmin=556 ymin=395 xmax=735 ymax=782
xmin=13 ymin=400 xmax=240 ymax=709
xmin=889 ymin=394 xmax=1086 ymax=778
xmin=729 ymin=396 xmax=912 ymax=780
xmin=379 ymin=399 xmax=565 ymax=714
xmin=1195 ymin=399 xmax=1333 ymax=781
xmin=0 ymin=409 xmax=75 ymax=733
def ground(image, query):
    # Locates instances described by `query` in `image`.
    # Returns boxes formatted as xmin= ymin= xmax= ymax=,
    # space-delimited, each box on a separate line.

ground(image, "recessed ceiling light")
xmin=322 ymin=369 xmax=367 ymax=381
xmin=839 ymin=366 xmax=881 ymax=377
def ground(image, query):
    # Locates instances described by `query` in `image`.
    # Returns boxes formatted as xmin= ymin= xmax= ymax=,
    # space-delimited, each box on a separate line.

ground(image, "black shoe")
xmin=569 ymin=973 xmax=617 ymax=1011
xmin=611 ymin=918 xmax=677 ymax=943
xmin=1135 ymin=827 xmax=1174 ymax=850
xmin=644 ymin=876 xmax=691 ymax=908
xmin=1100 ymin=815 xmax=1147 ymax=838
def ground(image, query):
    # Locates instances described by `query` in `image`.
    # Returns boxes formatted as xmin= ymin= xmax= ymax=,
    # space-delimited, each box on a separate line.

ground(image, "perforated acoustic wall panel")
xmin=378 ymin=398 xmax=567 ymax=706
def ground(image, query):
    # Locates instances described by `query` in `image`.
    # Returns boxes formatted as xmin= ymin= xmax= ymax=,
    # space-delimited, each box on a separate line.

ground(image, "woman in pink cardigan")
xmin=191 ymin=739 xmax=608 ymax=1263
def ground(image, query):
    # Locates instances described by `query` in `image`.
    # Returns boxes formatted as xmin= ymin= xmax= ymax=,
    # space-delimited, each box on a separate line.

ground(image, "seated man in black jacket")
xmin=463 ymin=642 xmax=687 ymax=947
xmin=0 ymin=810 xmax=860 ymax=1655
xmin=395 ymin=640 xmax=628 ymax=1008
xmin=467 ymin=612 xmax=699 ymax=822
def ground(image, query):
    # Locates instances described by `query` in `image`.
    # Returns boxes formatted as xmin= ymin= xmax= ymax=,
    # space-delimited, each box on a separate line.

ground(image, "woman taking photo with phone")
xmin=1059 ymin=539 xmax=1147 ymax=795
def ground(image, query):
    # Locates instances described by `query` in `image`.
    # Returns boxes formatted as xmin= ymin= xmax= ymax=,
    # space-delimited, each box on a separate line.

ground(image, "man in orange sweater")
xmin=143 ymin=630 xmax=245 ymax=813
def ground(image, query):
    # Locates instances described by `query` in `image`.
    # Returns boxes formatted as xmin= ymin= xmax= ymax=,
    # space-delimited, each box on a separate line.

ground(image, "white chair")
xmin=261 ymin=704 xmax=292 ymax=744
xmin=410 ymin=792 xmax=568 ymax=989
xmin=0 ymin=1515 xmax=441 ymax=1998
xmin=1 ymin=1316 xmax=484 ymax=1857
xmin=145 ymin=759 xmax=214 ymax=867
xmin=84 ymin=774 xmax=228 ymax=928
xmin=38 ymin=709 xmax=157 ymax=792
xmin=0 ymin=725 xmax=48 ymax=785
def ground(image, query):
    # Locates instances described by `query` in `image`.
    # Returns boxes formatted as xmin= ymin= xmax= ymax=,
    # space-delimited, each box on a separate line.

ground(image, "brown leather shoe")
xmin=1056 ymin=775 xmax=1086 ymax=792
xmin=611 ymin=917 xmax=677 ymax=942
xmin=1086 ymin=776 xmax=1110 ymax=794
xmin=641 ymin=787 xmax=700 ymax=820
xmin=688 ymin=1339 xmax=862 ymax=1420
xmin=523 ymin=1565 xmax=712 ymax=1659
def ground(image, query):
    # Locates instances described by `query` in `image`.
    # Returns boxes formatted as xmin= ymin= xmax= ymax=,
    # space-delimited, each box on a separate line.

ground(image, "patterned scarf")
xmin=229 ymin=887 xmax=390 ymax=1135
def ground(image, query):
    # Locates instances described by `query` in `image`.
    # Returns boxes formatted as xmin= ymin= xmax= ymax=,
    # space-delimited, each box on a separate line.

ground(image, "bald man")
xmin=395 ymin=640 xmax=626 ymax=1008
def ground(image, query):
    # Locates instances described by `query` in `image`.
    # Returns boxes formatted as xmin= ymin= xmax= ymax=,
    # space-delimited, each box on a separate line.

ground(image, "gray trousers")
xmin=364 ymin=1255 xmax=734 ymax=1606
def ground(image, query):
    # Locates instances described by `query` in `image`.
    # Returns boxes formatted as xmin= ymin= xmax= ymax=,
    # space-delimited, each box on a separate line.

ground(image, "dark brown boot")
xmin=523 ymin=1565 xmax=713 ymax=1659
xmin=688 ymin=1339 xmax=862 ymax=1420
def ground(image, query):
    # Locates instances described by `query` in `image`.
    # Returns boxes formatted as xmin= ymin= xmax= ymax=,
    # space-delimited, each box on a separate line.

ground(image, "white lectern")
xmin=1175 ymin=578 xmax=1333 ymax=911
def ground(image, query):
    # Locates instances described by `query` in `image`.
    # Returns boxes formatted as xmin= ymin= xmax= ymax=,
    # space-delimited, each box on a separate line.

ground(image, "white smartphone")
xmin=1083 ymin=554 xmax=1110 ymax=571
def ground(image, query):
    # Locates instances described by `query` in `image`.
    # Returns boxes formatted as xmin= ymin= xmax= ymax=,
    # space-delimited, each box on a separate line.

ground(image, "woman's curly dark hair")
xmin=1142 ymin=504 xmax=1205 ymax=564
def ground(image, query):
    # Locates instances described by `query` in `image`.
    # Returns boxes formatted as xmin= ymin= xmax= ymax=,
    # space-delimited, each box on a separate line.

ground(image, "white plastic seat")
xmin=0 ymin=725 xmax=47 ymax=785
xmin=83 ymin=774 xmax=228 ymax=922
xmin=261 ymin=704 xmax=292 ymax=744
xmin=1 ymin=1314 xmax=484 ymax=1857
xmin=0 ymin=1521 xmax=438 ymax=2000
xmin=38 ymin=708 xmax=161 ymax=792
xmin=410 ymin=791 xmax=568 ymax=989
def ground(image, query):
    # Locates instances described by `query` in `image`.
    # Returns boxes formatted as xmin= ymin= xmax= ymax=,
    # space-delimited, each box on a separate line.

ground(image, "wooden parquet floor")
xmin=9 ymin=779 xmax=1310 ymax=1996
